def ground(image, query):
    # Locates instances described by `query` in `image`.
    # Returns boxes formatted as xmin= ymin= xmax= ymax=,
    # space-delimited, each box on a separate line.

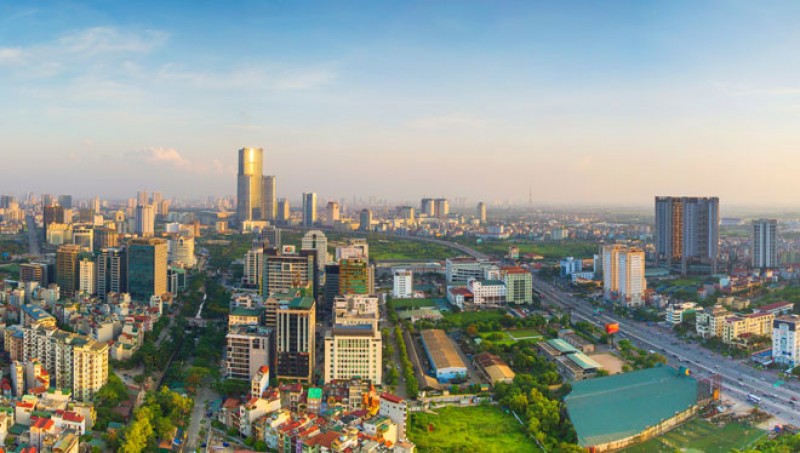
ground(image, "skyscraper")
xmin=421 ymin=198 xmax=434 ymax=217
xmin=57 ymin=195 xmax=73 ymax=209
xmin=79 ymin=258 xmax=96 ymax=295
xmin=752 ymin=219 xmax=778 ymax=270
xmin=359 ymin=209 xmax=372 ymax=231
xmin=127 ymin=237 xmax=168 ymax=301
xmin=302 ymin=192 xmax=317 ymax=227
xmin=655 ymin=196 xmax=720 ymax=275
xmin=43 ymin=204 xmax=64 ymax=241
xmin=276 ymin=296 xmax=316 ymax=383
xmin=56 ymin=244 xmax=82 ymax=299
xmin=134 ymin=204 xmax=155 ymax=237
xmin=602 ymin=244 xmax=646 ymax=307
xmin=97 ymin=247 xmax=127 ymax=301
xmin=261 ymin=248 xmax=317 ymax=297
xmin=339 ymin=258 xmax=373 ymax=295
xmin=434 ymin=198 xmax=449 ymax=220
xmin=262 ymin=175 xmax=276 ymax=221
xmin=277 ymin=198 xmax=290 ymax=224
xmin=326 ymin=201 xmax=340 ymax=226
xmin=477 ymin=202 xmax=487 ymax=223
xmin=237 ymin=147 xmax=265 ymax=224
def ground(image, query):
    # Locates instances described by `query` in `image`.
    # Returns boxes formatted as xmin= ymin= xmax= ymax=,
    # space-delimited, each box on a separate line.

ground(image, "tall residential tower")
xmin=752 ymin=219 xmax=778 ymax=270
xmin=237 ymin=147 xmax=265 ymax=224
xmin=655 ymin=196 xmax=720 ymax=275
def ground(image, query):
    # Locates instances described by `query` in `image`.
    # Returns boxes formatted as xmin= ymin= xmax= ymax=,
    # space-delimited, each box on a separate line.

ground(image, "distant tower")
xmin=263 ymin=175 xmax=277 ymax=221
xmin=359 ymin=209 xmax=373 ymax=231
xmin=236 ymin=147 xmax=265 ymax=225
xmin=134 ymin=204 xmax=155 ymax=237
xmin=302 ymin=193 xmax=317 ymax=227
xmin=326 ymin=202 xmax=340 ymax=227
xmin=477 ymin=202 xmax=487 ymax=224
xmin=752 ymin=219 xmax=778 ymax=270
xmin=277 ymin=199 xmax=290 ymax=224
xmin=302 ymin=230 xmax=328 ymax=271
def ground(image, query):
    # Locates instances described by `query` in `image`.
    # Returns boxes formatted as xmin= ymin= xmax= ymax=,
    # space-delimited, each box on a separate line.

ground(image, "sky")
xmin=3 ymin=1 xmax=800 ymax=206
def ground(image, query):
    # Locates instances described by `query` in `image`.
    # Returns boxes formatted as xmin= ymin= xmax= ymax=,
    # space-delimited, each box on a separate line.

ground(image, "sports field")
xmin=506 ymin=328 xmax=543 ymax=340
xmin=408 ymin=405 xmax=540 ymax=452
xmin=391 ymin=298 xmax=440 ymax=310
xmin=622 ymin=418 xmax=765 ymax=453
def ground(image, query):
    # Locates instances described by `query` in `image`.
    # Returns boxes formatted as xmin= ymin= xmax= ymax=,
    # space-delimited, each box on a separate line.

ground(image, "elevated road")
xmin=535 ymin=277 xmax=800 ymax=425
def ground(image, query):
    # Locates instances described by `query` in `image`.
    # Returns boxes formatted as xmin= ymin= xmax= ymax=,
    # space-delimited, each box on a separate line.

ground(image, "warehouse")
xmin=420 ymin=329 xmax=468 ymax=383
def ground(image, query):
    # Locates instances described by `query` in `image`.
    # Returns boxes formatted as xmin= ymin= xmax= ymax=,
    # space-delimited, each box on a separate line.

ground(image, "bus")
xmin=747 ymin=394 xmax=762 ymax=404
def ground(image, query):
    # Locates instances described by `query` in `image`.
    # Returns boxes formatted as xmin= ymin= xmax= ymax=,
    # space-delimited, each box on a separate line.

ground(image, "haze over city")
xmin=3 ymin=1 xmax=800 ymax=205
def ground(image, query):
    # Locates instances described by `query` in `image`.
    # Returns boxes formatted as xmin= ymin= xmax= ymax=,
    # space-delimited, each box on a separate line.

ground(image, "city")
xmin=3 ymin=2 xmax=800 ymax=453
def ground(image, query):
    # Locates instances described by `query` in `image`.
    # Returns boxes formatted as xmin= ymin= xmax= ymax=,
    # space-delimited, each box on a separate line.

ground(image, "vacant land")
xmin=408 ymin=405 xmax=540 ymax=453
xmin=477 ymin=331 xmax=516 ymax=346
xmin=622 ymin=418 xmax=765 ymax=453
xmin=451 ymin=238 xmax=598 ymax=259
xmin=369 ymin=239 xmax=458 ymax=261
xmin=392 ymin=298 xmax=440 ymax=310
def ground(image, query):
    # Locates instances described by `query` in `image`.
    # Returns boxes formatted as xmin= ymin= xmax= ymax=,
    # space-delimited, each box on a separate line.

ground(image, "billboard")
xmin=605 ymin=322 xmax=620 ymax=335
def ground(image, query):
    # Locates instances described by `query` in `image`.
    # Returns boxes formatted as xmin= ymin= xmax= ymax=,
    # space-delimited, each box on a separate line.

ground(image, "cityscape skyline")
xmin=4 ymin=2 xmax=800 ymax=205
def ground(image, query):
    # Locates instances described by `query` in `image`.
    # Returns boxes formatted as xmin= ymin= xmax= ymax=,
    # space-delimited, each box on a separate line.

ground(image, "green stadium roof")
xmin=567 ymin=352 xmax=603 ymax=370
xmin=565 ymin=366 xmax=698 ymax=448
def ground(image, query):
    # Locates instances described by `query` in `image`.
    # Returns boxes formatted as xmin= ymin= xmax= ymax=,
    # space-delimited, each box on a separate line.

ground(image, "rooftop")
xmin=420 ymin=329 xmax=467 ymax=371
xmin=566 ymin=366 xmax=698 ymax=447
xmin=546 ymin=338 xmax=579 ymax=354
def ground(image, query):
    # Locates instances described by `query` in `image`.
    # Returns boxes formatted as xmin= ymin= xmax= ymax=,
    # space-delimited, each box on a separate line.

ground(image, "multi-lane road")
xmin=535 ymin=277 xmax=800 ymax=426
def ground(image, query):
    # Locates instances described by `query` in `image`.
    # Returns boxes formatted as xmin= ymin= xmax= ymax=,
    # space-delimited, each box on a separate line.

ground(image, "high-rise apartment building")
xmin=324 ymin=295 xmax=382 ymax=384
xmin=326 ymin=201 xmax=340 ymax=226
xmin=393 ymin=269 xmax=413 ymax=298
xmin=261 ymin=248 xmax=317 ymax=297
xmin=78 ymin=258 xmax=96 ymax=295
xmin=434 ymin=198 xmax=449 ymax=220
xmin=237 ymin=147 xmax=265 ymax=224
xmin=752 ymin=219 xmax=778 ymax=270
xmin=359 ymin=209 xmax=372 ymax=231
xmin=396 ymin=206 xmax=415 ymax=221
xmin=134 ymin=204 xmax=155 ymax=237
xmin=22 ymin=325 xmax=108 ymax=402
xmin=655 ymin=196 xmax=720 ymax=275
xmin=43 ymin=204 xmax=64 ymax=241
xmin=276 ymin=297 xmax=316 ymax=382
xmin=301 ymin=230 xmax=328 ymax=271
xmin=477 ymin=202 xmax=487 ymax=223
xmin=244 ymin=247 xmax=263 ymax=288
xmin=420 ymin=198 xmax=434 ymax=217
xmin=502 ymin=267 xmax=533 ymax=304
xmin=602 ymin=244 xmax=646 ymax=307
xmin=277 ymin=198 xmax=290 ymax=224
xmin=302 ymin=193 xmax=317 ymax=227
xmin=262 ymin=175 xmax=276 ymax=221
xmin=19 ymin=263 xmax=48 ymax=287
xmin=137 ymin=190 xmax=149 ymax=206
xmin=56 ymin=244 xmax=82 ymax=299
xmin=127 ymin=237 xmax=167 ymax=301
xmin=167 ymin=234 xmax=196 ymax=268
xmin=226 ymin=325 xmax=273 ymax=380
xmin=96 ymin=247 xmax=127 ymax=300
xmin=57 ymin=195 xmax=73 ymax=209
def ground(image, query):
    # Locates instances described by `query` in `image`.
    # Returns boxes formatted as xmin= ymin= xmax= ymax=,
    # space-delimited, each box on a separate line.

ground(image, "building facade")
xmin=602 ymin=244 xmax=646 ymax=307
xmin=392 ymin=269 xmax=413 ymax=298
xmin=276 ymin=297 xmax=316 ymax=383
xmin=752 ymin=219 xmax=778 ymax=270
xmin=655 ymin=196 xmax=720 ymax=275
xmin=127 ymin=237 xmax=168 ymax=301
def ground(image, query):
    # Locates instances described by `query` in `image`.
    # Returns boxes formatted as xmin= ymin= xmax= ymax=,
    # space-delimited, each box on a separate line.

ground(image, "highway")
xmin=534 ymin=276 xmax=800 ymax=426
xmin=25 ymin=214 xmax=40 ymax=256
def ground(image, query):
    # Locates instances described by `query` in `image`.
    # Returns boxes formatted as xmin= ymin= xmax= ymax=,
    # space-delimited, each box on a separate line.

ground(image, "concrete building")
xmin=477 ymin=202 xmax=486 ymax=223
xmin=696 ymin=305 xmax=730 ymax=338
xmin=419 ymin=329 xmax=467 ymax=383
xmin=134 ymin=204 xmax=155 ymax=237
xmin=277 ymin=198 xmax=290 ymax=224
xmin=324 ymin=324 xmax=382 ymax=384
xmin=326 ymin=201 xmax=340 ymax=226
xmin=752 ymin=219 xmax=778 ymax=269
xmin=22 ymin=325 xmax=108 ymax=402
xmin=276 ymin=297 xmax=316 ymax=383
xmin=502 ymin=267 xmax=533 ymax=304
xmin=19 ymin=263 xmax=48 ymax=287
xmin=473 ymin=352 xmax=515 ymax=385
xmin=226 ymin=325 xmax=273 ymax=380
xmin=56 ymin=244 xmax=81 ymax=299
xmin=420 ymin=198 xmax=434 ymax=217
xmin=396 ymin=206 xmax=415 ymax=221
xmin=445 ymin=257 xmax=497 ymax=284
xmin=167 ymin=234 xmax=196 ymax=268
xmin=261 ymin=248 xmax=316 ymax=297
xmin=78 ymin=258 xmax=95 ymax=296
xmin=560 ymin=257 xmax=583 ymax=277
xmin=434 ymin=198 xmax=449 ymax=220
xmin=263 ymin=175 xmax=276 ymax=221
xmin=302 ymin=192 xmax=317 ymax=227
xmin=301 ymin=230 xmax=327 ymax=271
xmin=602 ymin=245 xmax=646 ymax=307
xmin=722 ymin=312 xmax=774 ymax=345
xmin=244 ymin=247 xmax=263 ymax=288
xmin=655 ymin=196 xmax=720 ymax=275
xmin=96 ymin=247 xmax=126 ymax=301
xmin=665 ymin=302 xmax=698 ymax=326
xmin=127 ymin=237 xmax=168 ymax=301
xmin=339 ymin=258 xmax=373 ymax=295
xmin=359 ymin=209 xmax=372 ymax=231
xmin=467 ymin=279 xmax=506 ymax=306
xmin=773 ymin=315 xmax=800 ymax=367
xmin=392 ymin=269 xmax=413 ymax=298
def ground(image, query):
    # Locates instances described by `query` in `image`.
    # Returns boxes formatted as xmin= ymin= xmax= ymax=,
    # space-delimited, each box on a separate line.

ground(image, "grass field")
xmin=451 ymin=238 xmax=598 ymax=259
xmin=408 ymin=405 xmax=540 ymax=453
xmin=443 ymin=310 xmax=508 ymax=327
xmin=622 ymin=419 xmax=766 ymax=453
xmin=392 ymin=298 xmax=441 ymax=310
xmin=506 ymin=328 xmax=543 ymax=340
xmin=477 ymin=331 xmax=517 ymax=346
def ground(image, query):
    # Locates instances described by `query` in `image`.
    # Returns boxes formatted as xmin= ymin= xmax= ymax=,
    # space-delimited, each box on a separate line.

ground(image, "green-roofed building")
xmin=565 ymin=366 xmax=700 ymax=452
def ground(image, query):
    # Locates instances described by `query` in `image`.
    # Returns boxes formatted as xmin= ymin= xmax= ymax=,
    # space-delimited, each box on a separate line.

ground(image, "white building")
xmin=134 ymin=204 xmax=155 ymax=237
xmin=78 ymin=258 xmax=95 ymax=296
xmin=467 ymin=279 xmax=506 ymax=306
xmin=665 ymin=302 xmax=698 ymax=326
xmin=392 ymin=269 xmax=413 ymax=298
xmin=752 ymin=219 xmax=778 ymax=270
xmin=773 ymin=315 xmax=800 ymax=367
xmin=301 ymin=230 xmax=328 ymax=271
xmin=226 ymin=325 xmax=272 ymax=380
xmin=602 ymin=244 xmax=646 ymax=307
xmin=167 ymin=234 xmax=196 ymax=268
xmin=379 ymin=393 xmax=408 ymax=440
xmin=323 ymin=325 xmax=382 ymax=384
xmin=244 ymin=247 xmax=263 ymax=288
xmin=560 ymin=257 xmax=583 ymax=276
xmin=445 ymin=257 xmax=497 ymax=283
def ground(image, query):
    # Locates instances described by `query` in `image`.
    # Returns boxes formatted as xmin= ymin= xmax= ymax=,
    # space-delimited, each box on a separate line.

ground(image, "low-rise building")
xmin=696 ymin=305 xmax=730 ymax=339
xmin=473 ymin=352 xmax=515 ymax=385
xmin=773 ymin=315 xmax=800 ymax=367
xmin=722 ymin=312 xmax=774 ymax=345
xmin=665 ymin=302 xmax=698 ymax=326
xmin=419 ymin=329 xmax=467 ymax=383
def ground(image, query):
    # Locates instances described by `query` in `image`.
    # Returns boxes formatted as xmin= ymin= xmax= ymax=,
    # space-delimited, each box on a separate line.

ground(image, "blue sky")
xmin=2 ymin=1 xmax=800 ymax=206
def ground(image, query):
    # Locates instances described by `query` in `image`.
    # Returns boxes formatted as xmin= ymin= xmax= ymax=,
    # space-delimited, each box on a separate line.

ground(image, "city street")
xmin=534 ymin=277 xmax=800 ymax=426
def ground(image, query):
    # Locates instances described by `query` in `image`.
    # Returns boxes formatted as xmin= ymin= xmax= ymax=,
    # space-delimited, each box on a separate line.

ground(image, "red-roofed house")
xmin=30 ymin=417 xmax=56 ymax=449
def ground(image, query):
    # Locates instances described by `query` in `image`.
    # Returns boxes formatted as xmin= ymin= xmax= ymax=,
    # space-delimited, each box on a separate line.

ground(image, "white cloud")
xmin=57 ymin=27 xmax=167 ymax=57
xmin=155 ymin=64 xmax=336 ymax=91
xmin=409 ymin=113 xmax=489 ymax=129
xmin=126 ymin=147 xmax=228 ymax=175
xmin=0 ymin=48 xmax=22 ymax=64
